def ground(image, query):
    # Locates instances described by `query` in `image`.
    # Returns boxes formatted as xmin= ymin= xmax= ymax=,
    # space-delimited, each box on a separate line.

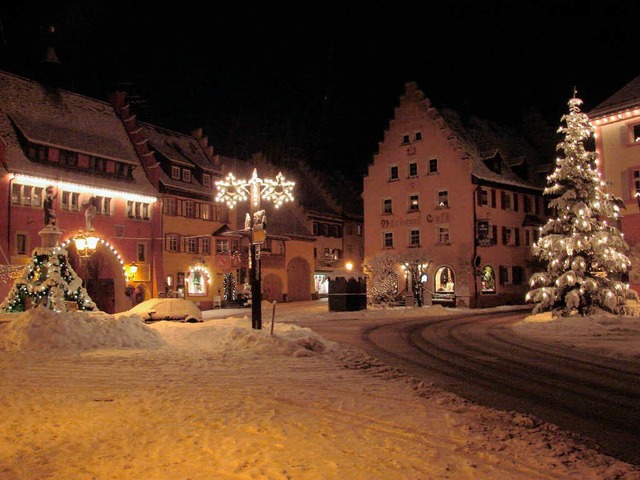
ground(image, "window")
xmin=633 ymin=124 xmax=640 ymax=143
xmin=382 ymin=198 xmax=393 ymax=214
xmin=184 ymin=200 xmax=195 ymax=218
xmin=523 ymin=195 xmax=534 ymax=213
xmin=437 ymin=190 xmax=449 ymax=208
xmin=11 ymin=184 xmax=44 ymax=207
xmin=408 ymin=194 xmax=419 ymax=212
xmin=171 ymin=166 xmax=181 ymax=179
xmin=186 ymin=236 xmax=197 ymax=253
xmin=408 ymin=162 xmax=418 ymax=177
xmin=437 ymin=226 xmax=450 ymax=244
xmin=502 ymin=226 xmax=520 ymax=246
xmin=202 ymin=174 xmax=211 ymax=187
xmin=512 ymin=266 xmax=524 ymax=286
xmin=402 ymin=134 xmax=410 ymax=144
xmin=428 ymin=158 xmax=438 ymax=174
xmin=61 ymin=191 xmax=80 ymax=211
xmin=414 ymin=132 xmax=422 ymax=141
xmin=166 ymin=234 xmax=180 ymax=252
xmin=182 ymin=169 xmax=191 ymax=183
xmin=481 ymin=266 xmax=496 ymax=293
xmin=409 ymin=229 xmax=420 ymax=246
xmin=216 ymin=239 xmax=230 ymax=254
xmin=383 ymin=232 xmax=393 ymax=248
xmin=127 ymin=201 xmax=151 ymax=220
xmin=501 ymin=191 xmax=512 ymax=210
xmin=200 ymin=237 xmax=211 ymax=255
xmin=435 ymin=266 xmax=454 ymax=292
xmin=187 ymin=270 xmax=207 ymax=296
xmin=477 ymin=188 xmax=489 ymax=206
xmin=16 ymin=233 xmax=27 ymax=255
xmin=137 ymin=244 xmax=146 ymax=262
xmin=164 ymin=197 xmax=178 ymax=216
xmin=499 ymin=266 xmax=510 ymax=285
xmin=95 ymin=196 xmax=112 ymax=215
xmin=389 ymin=165 xmax=399 ymax=181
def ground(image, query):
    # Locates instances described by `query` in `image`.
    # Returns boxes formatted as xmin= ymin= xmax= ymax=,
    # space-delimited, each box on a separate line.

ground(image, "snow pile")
xmin=152 ymin=316 xmax=336 ymax=357
xmin=514 ymin=310 xmax=640 ymax=360
xmin=0 ymin=307 xmax=165 ymax=351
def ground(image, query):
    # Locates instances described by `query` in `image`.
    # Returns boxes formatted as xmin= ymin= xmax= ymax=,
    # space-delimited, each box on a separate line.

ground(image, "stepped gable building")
xmin=215 ymin=154 xmax=316 ymax=303
xmin=589 ymin=75 xmax=640 ymax=293
xmin=363 ymin=81 xmax=547 ymax=307
xmin=0 ymin=70 xmax=160 ymax=313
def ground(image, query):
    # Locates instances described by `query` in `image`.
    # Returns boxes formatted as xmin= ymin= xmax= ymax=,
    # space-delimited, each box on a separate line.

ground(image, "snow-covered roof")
xmin=0 ymin=70 xmax=157 ymax=196
xmin=138 ymin=122 xmax=217 ymax=196
xmin=436 ymin=106 xmax=545 ymax=191
xmin=588 ymin=75 xmax=640 ymax=119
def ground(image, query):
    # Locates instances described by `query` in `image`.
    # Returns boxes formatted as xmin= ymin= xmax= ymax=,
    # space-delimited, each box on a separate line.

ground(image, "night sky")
xmin=0 ymin=1 xmax=636 ymax=185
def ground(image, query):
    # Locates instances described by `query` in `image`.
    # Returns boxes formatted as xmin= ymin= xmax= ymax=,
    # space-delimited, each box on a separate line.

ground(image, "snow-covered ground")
xmin=0 ymin=301 xmax=638 ymax=479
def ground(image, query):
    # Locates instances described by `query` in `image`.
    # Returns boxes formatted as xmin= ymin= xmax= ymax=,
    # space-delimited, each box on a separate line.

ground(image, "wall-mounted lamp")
xmin=74 ymin=230 xmax=100 ymax=257
xmin=127 ymin=262 xmax=138 ymax=283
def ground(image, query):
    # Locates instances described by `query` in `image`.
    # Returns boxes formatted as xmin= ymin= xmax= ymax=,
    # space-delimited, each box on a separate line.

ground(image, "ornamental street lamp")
xmin=216 ymin=168 xmax=294 ymax=329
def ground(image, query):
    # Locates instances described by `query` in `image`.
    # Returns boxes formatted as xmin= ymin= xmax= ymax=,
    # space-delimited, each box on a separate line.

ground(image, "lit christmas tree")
xmin=0 ymin=245 xmax=96 ymax=313
xmin=526 ymin=93 xmax=634 ymax=316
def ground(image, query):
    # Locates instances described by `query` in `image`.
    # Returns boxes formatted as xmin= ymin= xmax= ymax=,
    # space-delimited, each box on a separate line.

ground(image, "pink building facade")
xmin=0 ymin=71 xmax=162 ymax=313
xmin=363 ymin=82 xmax=547 ymax=307
xmin=589 ymin=76 xmax=640 ymax=294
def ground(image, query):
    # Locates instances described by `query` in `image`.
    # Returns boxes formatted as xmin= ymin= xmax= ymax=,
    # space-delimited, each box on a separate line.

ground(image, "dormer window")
xmin=202 ymin=173 xmax=211 ymax=187
xmin=171 ymin=166 xmax=181 ymax=179
xmin=182 ymin=169 xmax=191 ymax=183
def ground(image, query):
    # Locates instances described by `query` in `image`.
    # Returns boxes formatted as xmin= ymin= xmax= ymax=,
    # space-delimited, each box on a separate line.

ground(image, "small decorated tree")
xmin=526 ymin=93 xmax=633 ymax=316
xmin=0 ymin=246 xmax=96 ymax=313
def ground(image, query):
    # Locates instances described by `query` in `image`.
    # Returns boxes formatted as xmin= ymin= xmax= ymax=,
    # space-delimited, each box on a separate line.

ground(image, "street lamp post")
xmin=215 ymin=168 xmax=294 ymax=329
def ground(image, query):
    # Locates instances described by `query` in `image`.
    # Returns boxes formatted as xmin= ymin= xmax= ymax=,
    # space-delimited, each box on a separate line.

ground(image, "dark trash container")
xmin=328 ymin=276 xmax=367 ymax=311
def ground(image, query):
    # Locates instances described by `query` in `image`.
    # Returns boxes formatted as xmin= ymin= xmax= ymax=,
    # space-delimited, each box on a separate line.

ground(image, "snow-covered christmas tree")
xmin=525 ymin=92 xmax=634 ymax=316
xmin=0 ymin=242 xmax=96 ymax=313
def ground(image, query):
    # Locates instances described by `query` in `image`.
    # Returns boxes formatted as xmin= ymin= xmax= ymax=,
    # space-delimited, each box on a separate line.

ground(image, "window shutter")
xmin=477 ymin=188 xmax=482 ymax=206
xmin=515 ymin=228 xmax=520 ymax=246
xmin=492 ymin=225 xmax=498 ymax=242
xmin=502 ymin=226 xmax=507 ymax=245
xmin=500 ymin=191 xmax=506 ymax=209
xmin=513 ymin=193 xmax=519 ymax=212
xmin=621 ymin=170 xmax=631 ymax=201
xmin=491 ymin=190 xmax=496 ymax=208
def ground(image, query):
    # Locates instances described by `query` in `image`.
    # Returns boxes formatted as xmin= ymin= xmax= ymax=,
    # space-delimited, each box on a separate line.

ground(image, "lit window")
xmin=409 ymin=194 xmax=419 ymax=211
xmin=633 ymin=124 xmax=640 ymax=143
xmin=438 ymin=190 xmax=448 ymax=208
xmin=481 ymin=266 xmax=496 ymax=293
xmin=435 ymin=266 xmax=454 ymax=292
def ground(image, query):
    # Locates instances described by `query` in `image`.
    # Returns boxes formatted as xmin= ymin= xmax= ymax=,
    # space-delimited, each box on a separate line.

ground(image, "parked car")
xmin=125 ymin=298 xmax=203 ymax=323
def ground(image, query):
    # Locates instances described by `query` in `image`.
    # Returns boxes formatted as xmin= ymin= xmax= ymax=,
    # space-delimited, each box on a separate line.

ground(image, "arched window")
xmin=434 ymin=266 xmax=455 ymax=292
xmin=481 ymin=266 xmax=496 ymax=293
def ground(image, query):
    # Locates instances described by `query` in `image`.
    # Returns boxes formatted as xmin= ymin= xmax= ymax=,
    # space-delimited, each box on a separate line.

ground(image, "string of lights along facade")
xmin=363 ymin=82 xmax=549 ymax=308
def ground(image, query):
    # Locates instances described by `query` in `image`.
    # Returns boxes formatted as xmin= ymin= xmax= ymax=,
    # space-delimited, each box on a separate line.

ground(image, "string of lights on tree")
xmin=0 ymin=246 xmax=97 ymax=313
xmin=525 ymin=93 xmax=634 ymax=316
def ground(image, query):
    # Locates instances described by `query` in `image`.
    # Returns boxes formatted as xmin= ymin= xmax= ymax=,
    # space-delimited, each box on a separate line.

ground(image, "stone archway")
xmin=287 ymin=256 xmax=311 ymax=301
xmin=67 ymin=246 xmax=117 ymax=314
